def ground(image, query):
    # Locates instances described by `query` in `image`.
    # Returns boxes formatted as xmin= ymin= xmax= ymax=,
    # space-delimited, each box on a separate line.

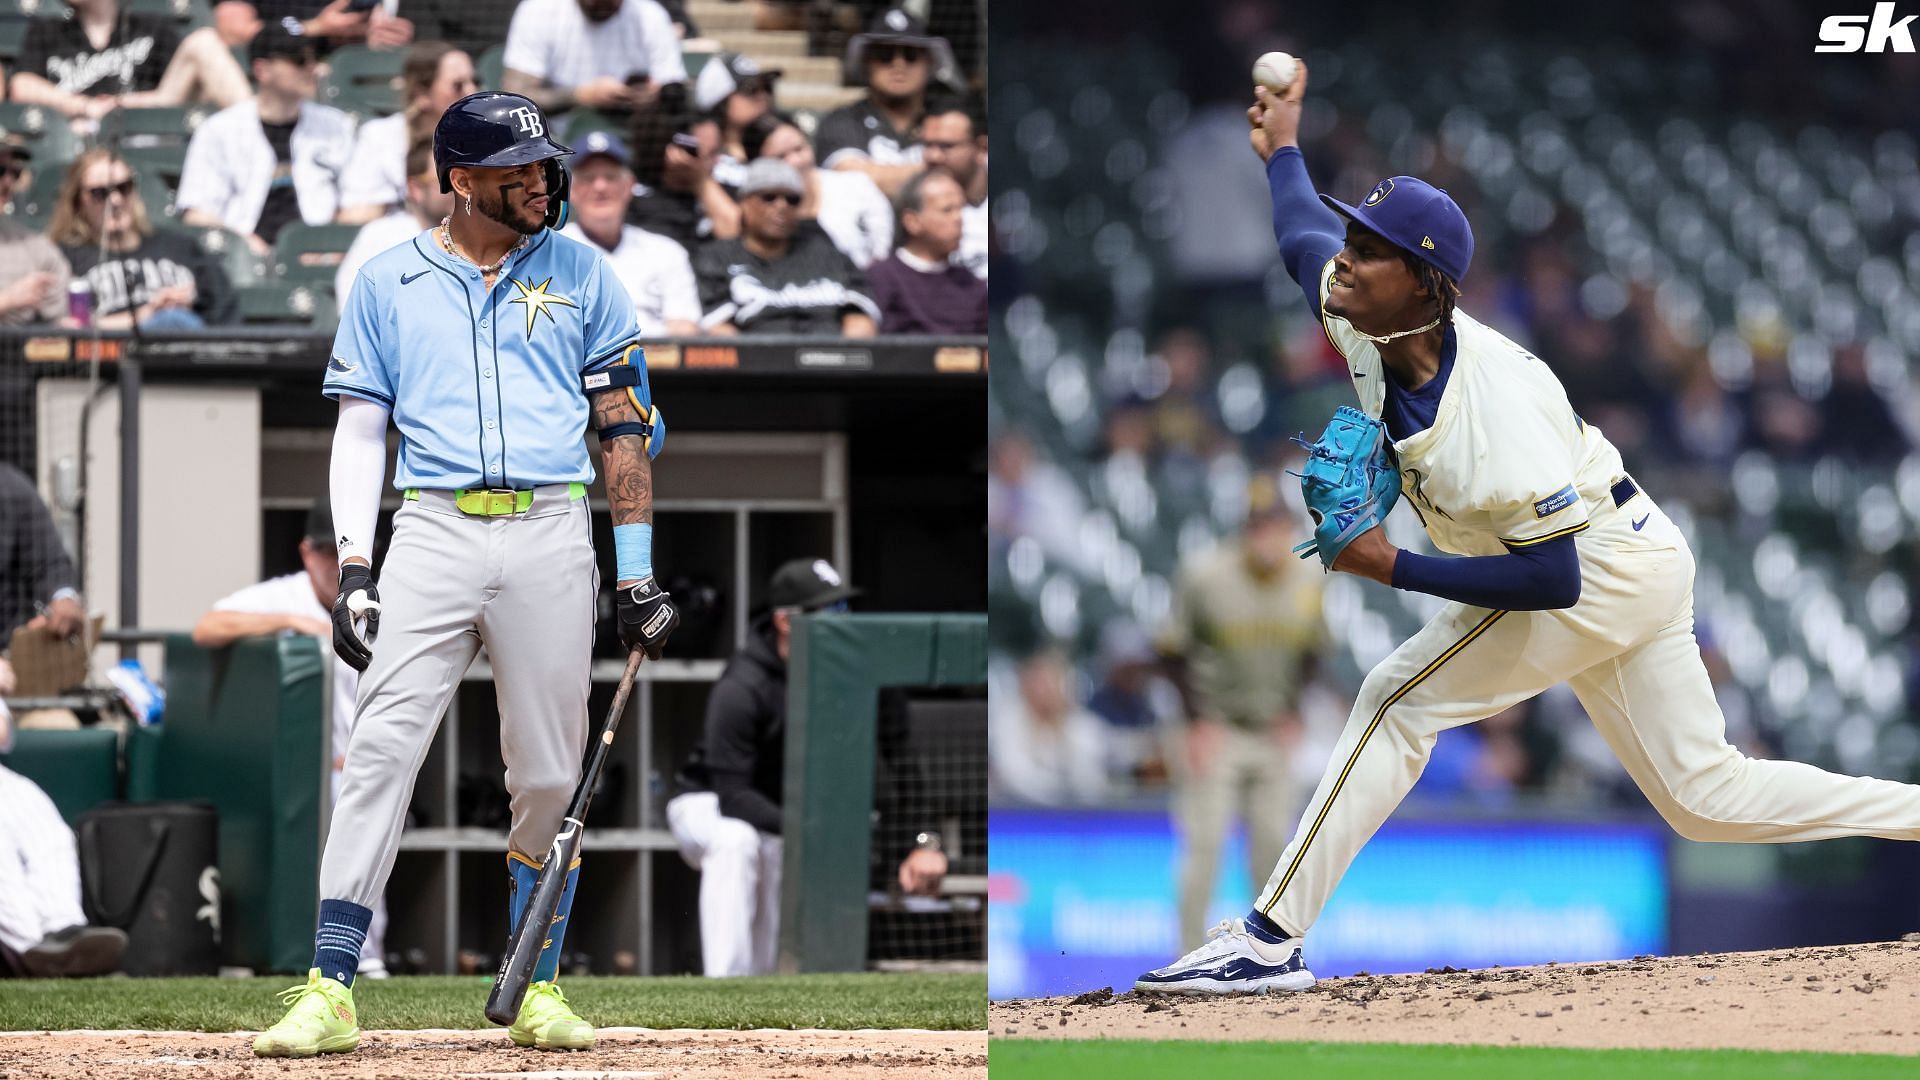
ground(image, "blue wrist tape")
xmin=614 ymin=522 xmax=653 ymax=582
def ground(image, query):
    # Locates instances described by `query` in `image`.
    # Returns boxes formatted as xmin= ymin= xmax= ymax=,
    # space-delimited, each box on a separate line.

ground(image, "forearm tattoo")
xmin=591 ymin=388 xmax=655 ymax=526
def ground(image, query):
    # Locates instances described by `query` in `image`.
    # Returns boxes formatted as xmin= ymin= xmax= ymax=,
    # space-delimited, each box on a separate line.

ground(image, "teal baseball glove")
xmin=1292 ymin=406 xmax=1400 ymax=569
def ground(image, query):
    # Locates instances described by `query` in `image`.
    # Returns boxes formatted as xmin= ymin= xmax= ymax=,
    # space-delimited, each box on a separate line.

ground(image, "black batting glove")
xmin=616 ymin=577 xmax=678 ymax=660
xmin=332 ymin=562 xmax=381 ymax=672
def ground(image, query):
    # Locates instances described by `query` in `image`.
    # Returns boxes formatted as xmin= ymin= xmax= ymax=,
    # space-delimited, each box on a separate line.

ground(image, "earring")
xmin=465 ymin=195 xmax=473 ymax=216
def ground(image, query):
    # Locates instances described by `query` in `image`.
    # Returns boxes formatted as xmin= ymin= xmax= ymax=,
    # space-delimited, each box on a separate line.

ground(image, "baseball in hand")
xmin=1253 ymin=51 xmax=1298 ymax=93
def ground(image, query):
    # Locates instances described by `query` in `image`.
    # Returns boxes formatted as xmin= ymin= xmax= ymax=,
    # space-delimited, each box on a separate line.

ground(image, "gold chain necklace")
xmin=438 ymin=217 xmax=526 ymax=277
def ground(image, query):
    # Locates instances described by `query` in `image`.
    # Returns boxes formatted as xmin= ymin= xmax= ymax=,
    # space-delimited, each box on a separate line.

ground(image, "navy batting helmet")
xmin=434 ymin=91 xmax=573 ymax=228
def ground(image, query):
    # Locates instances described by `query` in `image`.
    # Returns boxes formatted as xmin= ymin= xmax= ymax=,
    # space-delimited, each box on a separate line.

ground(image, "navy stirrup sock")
xmin=313 ymin=899 xmax=374 ymax=986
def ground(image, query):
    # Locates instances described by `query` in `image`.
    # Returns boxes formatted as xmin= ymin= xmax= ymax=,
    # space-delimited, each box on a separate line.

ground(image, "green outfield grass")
xmin=0 ymin=972 xmax=983 ymax=1032
xmin=991 ymin=1039 xmax=1920 ymax=1078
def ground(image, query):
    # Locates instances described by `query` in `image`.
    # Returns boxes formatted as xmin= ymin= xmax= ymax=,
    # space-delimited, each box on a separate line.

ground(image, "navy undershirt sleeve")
xmin=1266 ymin=147 xmax=1345 ymax=315
xmin=1389 ymin=533 xmax=1583 ymax=611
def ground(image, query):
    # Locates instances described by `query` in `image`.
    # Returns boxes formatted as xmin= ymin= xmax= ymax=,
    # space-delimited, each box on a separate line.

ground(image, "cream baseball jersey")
xmin=1315 ymin=259 xmax=1630 ymax=558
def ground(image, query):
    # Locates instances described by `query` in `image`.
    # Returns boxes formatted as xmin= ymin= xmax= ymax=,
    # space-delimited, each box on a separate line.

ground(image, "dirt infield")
xmin=990 ymin=940 xmax=1920 ymax=1055
xmin=0 ymin=1027 xmax=987 ymax=1078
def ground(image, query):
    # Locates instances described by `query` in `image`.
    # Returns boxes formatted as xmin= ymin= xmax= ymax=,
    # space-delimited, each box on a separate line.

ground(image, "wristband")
xmin=613 ymin=522 xmax=653 ymax=582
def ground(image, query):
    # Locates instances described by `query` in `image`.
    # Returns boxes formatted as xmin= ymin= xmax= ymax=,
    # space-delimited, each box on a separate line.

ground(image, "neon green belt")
xmin=404 ymin=482 xmax=585 ymax=516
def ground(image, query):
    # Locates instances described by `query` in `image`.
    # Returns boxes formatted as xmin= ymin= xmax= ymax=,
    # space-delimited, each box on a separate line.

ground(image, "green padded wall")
xmin=157 ymin=633 xmax=327 ymax=973
xmin=0 ymin=727 xmax=119 ymax=825
xmin=779 ymin=614 xmax=987 ymax=972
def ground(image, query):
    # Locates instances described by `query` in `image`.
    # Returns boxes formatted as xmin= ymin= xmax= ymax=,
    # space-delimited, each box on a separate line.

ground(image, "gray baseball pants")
xmin=319 ymin=485 xmax=597 ymax=907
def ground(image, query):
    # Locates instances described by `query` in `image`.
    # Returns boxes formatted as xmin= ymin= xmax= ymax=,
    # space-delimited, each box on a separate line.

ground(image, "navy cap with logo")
xmin=575 ymin=129 xmax=631 ymax=168
xmin=1320 ymin=176 xmax=1474 ymax=284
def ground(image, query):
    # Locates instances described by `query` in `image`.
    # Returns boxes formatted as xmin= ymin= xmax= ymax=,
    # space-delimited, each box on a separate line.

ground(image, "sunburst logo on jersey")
xmin=506 ymin=276 xmax=578 ymax=337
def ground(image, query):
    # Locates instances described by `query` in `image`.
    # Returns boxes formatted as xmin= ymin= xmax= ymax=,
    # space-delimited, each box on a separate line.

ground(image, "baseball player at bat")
xmin=1137 ymin=61 xmax=1920 ymax=995
xmin=253 ymin=91 xmax=679 ymax=1057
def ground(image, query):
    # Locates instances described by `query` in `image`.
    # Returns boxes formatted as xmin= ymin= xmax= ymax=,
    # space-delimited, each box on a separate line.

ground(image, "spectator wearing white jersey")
xmin=559 ymin=131 xmax=699 ymax=336
xmin=177 ymin=21 xmax=354 ymax=256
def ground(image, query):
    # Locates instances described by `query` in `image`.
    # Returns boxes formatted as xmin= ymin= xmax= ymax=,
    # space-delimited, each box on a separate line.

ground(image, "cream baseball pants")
xmin=1256 ymin=498 xmax=1920 ymax=936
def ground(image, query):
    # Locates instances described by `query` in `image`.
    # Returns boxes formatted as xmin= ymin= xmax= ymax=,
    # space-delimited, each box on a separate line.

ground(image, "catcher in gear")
xmin=259 ymin=92 xmax=677 ymax=1057
xmin=1137 ymin=58 xmax=1920 ymax=996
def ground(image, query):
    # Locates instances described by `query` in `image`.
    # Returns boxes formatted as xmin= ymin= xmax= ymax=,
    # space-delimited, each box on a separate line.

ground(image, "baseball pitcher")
xmin=1137 ymin=63 xmax=1920 ymax=994
xmin=253 ymin=92 xmax=679 ymax=1056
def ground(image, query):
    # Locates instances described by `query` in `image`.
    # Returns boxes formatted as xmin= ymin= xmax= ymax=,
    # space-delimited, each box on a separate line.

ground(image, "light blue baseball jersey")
xmin=323 ymin=227 xmax=653 ymax=489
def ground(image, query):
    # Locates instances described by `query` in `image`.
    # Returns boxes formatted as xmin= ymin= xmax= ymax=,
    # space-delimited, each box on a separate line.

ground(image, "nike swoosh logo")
xmin=401 ymin=270 xmax=430 ymax=285
xmin=1632 ymin=514 xmax=1649 ymax=531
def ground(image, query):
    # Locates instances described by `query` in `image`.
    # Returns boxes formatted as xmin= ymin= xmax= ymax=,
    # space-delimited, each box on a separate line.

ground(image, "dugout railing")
xmin=0 ymin=328 xmax=986 ymax=975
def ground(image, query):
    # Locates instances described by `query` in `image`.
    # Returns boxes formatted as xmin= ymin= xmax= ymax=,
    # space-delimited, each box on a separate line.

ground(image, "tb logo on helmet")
xmin=509 ymin=105 xmax=546 ymax=138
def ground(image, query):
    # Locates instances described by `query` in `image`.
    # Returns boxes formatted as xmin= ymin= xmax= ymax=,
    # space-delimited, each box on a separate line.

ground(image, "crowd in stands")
xmin=0 ymin=0 xmax=986 ymax=335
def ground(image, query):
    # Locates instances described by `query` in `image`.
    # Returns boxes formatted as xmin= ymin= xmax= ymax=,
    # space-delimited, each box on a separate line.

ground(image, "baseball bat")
xmin=485 ymin=648 xmax=644 ymax=1025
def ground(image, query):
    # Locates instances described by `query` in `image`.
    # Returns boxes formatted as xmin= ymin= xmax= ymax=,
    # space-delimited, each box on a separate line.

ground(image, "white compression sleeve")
xmin=330 ymin=396 xmax=390 ymax=566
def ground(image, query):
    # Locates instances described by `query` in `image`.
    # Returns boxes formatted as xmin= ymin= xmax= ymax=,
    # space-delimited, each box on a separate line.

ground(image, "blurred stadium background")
xmin=0 ymin=0 xmax=985 ymax=984
xmin=989 ymin=0 xmax=1920 ymax=1000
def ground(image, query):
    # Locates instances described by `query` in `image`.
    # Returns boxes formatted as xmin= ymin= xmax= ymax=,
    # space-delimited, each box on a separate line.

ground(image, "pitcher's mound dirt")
xmin=0 ymin=1026 xmax=987 ymax=1078
xmin=991 ymin=940 xmax=1920 ymax=1055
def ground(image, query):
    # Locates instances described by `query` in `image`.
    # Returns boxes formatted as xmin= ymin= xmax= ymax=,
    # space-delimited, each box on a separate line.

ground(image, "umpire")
xmin=665 ymin=558 xmax=949 ymax=976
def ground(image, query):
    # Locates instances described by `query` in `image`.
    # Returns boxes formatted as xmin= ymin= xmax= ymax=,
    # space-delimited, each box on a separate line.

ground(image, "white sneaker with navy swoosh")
xmin=1134 ymin=911 xmax=1316 ymax=994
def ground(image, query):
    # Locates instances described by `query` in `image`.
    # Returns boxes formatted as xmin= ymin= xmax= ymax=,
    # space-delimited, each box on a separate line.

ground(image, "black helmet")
xmin=433 ymin=91 xmax=573 ymax=228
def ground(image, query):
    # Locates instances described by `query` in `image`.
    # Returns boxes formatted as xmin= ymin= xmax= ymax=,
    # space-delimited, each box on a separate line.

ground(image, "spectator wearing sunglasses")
xmin=178 ymin=21 xmax=355 ymax=257
xmin=335 ymin=42 xmax=478 ymax=225
xmin=0 ymin=134 xmax=73 ymax=327
xmin=743 ymin=114 xmax=891 ymax=270
xmin=813 ymin=8 xmax=958 ymax=198
xmin=693 ymin=158 xmax=876 ymax=337
xmin=697 ymin=52 xmax=780 ymax=193
xmin=50 ymin=150 xmax=237 ymax=330
xmin=9 ymin=0 xmax=252 ymax=125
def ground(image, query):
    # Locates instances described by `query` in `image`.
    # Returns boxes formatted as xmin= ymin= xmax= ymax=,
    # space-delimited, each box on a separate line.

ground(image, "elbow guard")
xmin=599 ymin=400 xmax=665 ymax=459
xmin=585 ymin=349 xmax=665 ymax=458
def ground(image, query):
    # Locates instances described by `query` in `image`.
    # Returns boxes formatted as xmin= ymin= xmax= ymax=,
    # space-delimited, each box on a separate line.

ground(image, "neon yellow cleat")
xmin=252 ymin=968 xmax=361 ymax=1058
xmin=509 ymin=981 xmax=596 ymax=1050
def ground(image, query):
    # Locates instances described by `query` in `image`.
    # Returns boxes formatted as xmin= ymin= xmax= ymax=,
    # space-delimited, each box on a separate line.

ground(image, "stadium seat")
xmin=118 ymin=143 xmax=188 ymax=197
xmin=271 ymin=222 xmax=360 ymax=286
xmin=564 ymin=108 xmax=622 ymax=142
xmin=133 ymin=167 xmax=177 ymax=219
xmin=0 ymin=15 xmax=26 ymax=68
xmin=235 ymin=280 xmax=334 ymax=327
xmin=166 ymin=223 xmax=267 ymax=288
xmin=475 ymin=44 xmax=504 ymax=91
xmin=123 ymin=0 xmax=207 ymax=24
xmin=0 ymin=101 xmax=76 ymax=167
xmin=101 ymin=104 xmax=215 ymax=149
xmin=12 ymin=160 xmax=65 ymax=222
xmin=318 ymin=45 xmax=405 ymax=120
